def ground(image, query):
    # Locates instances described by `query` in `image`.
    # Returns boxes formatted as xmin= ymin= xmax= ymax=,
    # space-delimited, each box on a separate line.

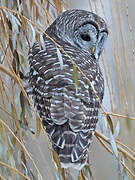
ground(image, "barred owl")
xmin=27 ymin=9 xmax=108 ymax=169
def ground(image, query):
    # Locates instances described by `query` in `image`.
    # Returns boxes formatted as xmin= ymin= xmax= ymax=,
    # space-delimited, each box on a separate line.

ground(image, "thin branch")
xmin=95 ymin=131 xmax=135 ymax=162
xmin=95 ymin=133 xmax=113 ymax=155
xmin=0 ymin=44 xmax=32 ymax=111
xmin=95 ymin=131 xmax=135 ymax=179
xmin=116 ymin=140 xmax=135 ymax=156
xmin=0 ymin=64 xmax=18 ymax=81
xmin=0 ymin=161 xmax=30 ymax=180
xmin=120 ymin=160 xmax=135 ymax=179
xmin=0 ymin=118 xmax=43 ymax=180
xmin=104 ymin=112 xmax=135 ymax=121
xmin=0 ymin=105 xmax=13 ymax=118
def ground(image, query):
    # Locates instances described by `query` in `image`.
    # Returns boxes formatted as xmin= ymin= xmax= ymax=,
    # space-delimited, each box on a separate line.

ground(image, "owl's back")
xmin=27 ymin=33 xmax=104 ymax=169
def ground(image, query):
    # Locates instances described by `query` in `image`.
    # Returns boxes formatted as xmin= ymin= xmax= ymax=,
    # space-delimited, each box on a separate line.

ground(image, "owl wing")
xmin=27 ymin=40 xmax=104 ymax=166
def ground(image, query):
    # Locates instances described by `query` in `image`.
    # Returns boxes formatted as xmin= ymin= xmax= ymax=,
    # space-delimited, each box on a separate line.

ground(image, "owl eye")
xmin=80 ymin=33 xmax=91 ymax=41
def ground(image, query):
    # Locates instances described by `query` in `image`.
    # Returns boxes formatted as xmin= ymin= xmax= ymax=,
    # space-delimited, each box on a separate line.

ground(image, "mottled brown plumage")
xmin=26 ymin=9 xmax=108 ymax=169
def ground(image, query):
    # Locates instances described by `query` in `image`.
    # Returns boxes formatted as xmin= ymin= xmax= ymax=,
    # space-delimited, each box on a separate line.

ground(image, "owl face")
xmin=73 ymin=23 xmax=108 ymax=59
xmin=47 ymin=9 xmax=108 ymax=60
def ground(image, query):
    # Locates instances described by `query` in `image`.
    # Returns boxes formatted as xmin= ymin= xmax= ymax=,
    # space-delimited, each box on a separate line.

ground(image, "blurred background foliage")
xmin=0 ymin=0 xmax=135 ymax=179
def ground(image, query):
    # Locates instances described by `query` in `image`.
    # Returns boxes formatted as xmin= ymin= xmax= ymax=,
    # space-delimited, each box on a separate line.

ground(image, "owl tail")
xmin=51 ymin=127 xmax=93 ymax=170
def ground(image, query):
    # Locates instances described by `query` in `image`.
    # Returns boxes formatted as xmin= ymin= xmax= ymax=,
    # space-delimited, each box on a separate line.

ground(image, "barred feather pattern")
xmin=26 ymin=9 xmax=107 ymax=170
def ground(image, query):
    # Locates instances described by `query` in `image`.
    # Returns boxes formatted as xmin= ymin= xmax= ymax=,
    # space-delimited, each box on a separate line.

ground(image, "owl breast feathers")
xmin=27 ymin=9 xmax=108 ymax=170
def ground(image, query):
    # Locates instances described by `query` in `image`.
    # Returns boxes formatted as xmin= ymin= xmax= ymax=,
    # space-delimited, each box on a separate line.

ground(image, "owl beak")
xmin=91 ymin=46 xmax=99 ymax=60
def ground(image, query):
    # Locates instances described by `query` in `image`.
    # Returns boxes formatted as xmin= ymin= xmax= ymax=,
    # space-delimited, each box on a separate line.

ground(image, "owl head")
xmin=46 ymin=9 xmax=108 ymax=60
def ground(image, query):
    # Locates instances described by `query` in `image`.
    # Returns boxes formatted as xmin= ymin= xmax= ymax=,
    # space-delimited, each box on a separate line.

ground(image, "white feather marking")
xmin=56 ymin=47 xmax=64 ymax=70
xmin=45 ymin=78 xmax=53 ymax=84
xmin=71 ymin=149 xmax=78 ymax=162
